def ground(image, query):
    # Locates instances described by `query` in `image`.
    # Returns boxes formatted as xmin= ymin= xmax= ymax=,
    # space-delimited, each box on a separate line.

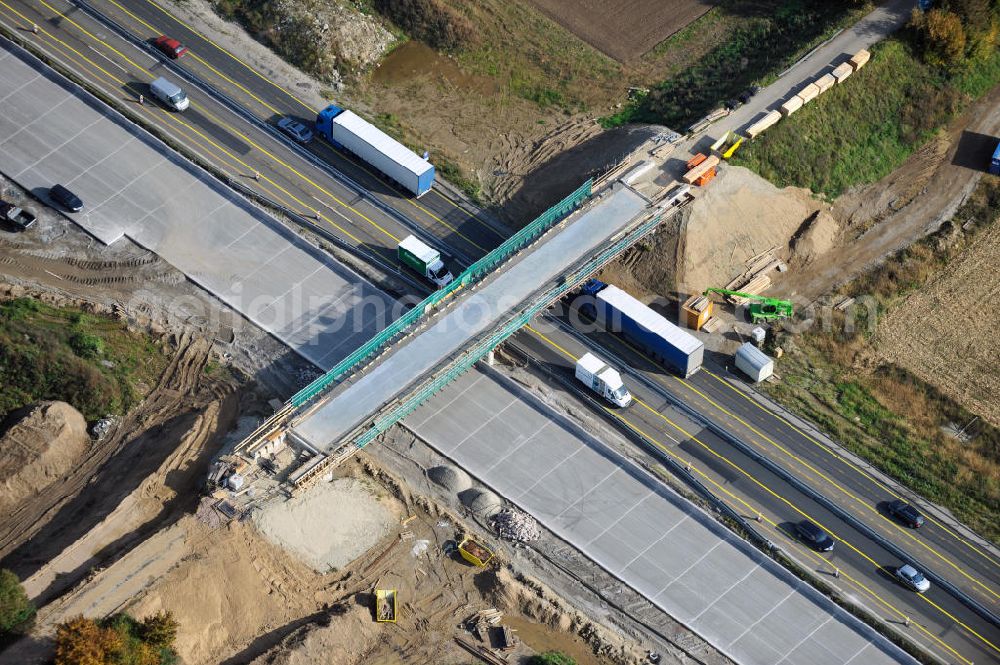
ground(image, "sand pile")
xmin=254 ymin=478 xmax=399 ymax=571
xmin=790 ymin=210 xmax=840 ymax=265
xmin=428 ymin=464 xmax=472 ymax=492
xmin=680 ymin=166 xmax=823 ymax=290
xmin=0 ymin=401 xmax=89 ymax=515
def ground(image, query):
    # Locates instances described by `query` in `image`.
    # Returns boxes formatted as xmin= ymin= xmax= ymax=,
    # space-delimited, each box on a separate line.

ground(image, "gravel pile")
xmin=428 ymin=465 xmax=472 ymax=492
xmin=490 ymin=508 xmax=541 ymax=542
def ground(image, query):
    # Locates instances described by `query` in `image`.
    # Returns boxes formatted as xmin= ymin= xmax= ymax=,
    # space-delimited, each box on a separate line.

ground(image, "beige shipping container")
xmin=832 ymin=62 xmax=853 ymax=83
xmin=814 ymin=73 xmax=836 ymax=94
xmin=746 ymin=110 xmax=782 ymax=138
xmin=796 ymin=82 xmax=821 ymax=104
xmin=849 ymin=48 xmax=870 ymax=71
xmin=682 ymin=154 xmax=720 ymax=184
xmin=780 ymin=95 xmax=803 ymax=117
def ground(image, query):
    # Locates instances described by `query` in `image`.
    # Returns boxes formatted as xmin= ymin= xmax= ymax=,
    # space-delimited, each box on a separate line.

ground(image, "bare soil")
xmin=0 ymin=402 xmax=89 ymax=517
xmin=875 ymin=221 xmax=1000 ymax=426
xmin=525 ymin=0 xmax=713 ymax=62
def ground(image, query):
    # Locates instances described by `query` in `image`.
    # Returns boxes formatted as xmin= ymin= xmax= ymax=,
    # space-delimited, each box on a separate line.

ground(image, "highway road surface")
xmin=406 ymin=367 xmax=917 ymax=665
xmin=511 ymin=312 xmax=1000 ymax=665
xmin=0 ymin=0 xmax=508 ymax=273
xmin=0 ymin=38 xmax=395 ymax=370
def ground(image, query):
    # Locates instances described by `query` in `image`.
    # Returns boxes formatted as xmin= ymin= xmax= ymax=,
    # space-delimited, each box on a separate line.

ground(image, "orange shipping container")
xmin=682 ymin=154 xmax=719 ymax=184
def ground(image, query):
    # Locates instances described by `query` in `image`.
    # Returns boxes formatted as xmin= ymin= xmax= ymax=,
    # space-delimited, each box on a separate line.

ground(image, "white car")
xmin=277 ymin=116 xmax=314 ymax=143
xmin=895 ymin=564 xmax=931 ymax=593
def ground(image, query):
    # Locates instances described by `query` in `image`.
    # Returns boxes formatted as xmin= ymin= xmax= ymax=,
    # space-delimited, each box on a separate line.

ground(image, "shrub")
xmin=0 ymin=569 xmax=34 ymax=635
xmin=374 ymin=0 xmax=477 ymax=51
xmin=54 ymin=612 xmax=178 ymax=665
xmin=527 ymin=652 xmax=577 ymax=665
xmin=911 ymin=8 xmax=968 ymax=69
xmin=69 ymin=331 xmax=104 ymax=359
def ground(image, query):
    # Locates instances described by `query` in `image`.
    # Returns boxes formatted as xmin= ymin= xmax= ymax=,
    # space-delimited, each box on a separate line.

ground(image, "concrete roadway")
xmin=407 ymin=367 xmax=917 ymax=665
xmin=0 ymin=0 xmax=504 ymax=272
xmin=514 ymin=316 xmax=1000 ymax=665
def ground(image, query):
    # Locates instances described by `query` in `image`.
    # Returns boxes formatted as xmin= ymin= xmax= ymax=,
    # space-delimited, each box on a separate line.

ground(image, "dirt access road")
xmin=775 ymin=82 xmax=1000 ymax=302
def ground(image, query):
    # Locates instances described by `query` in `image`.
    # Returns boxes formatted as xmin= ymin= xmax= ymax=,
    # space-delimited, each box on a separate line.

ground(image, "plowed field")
xmin=876 ymin=221 xmax=1000 ymax=425
xmin=525 ymin=0 xmax=713 ymax=61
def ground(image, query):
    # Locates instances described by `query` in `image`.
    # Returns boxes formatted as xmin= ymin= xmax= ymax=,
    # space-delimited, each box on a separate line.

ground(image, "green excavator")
xmin=703 ymin=288 xmax=793 ymax=323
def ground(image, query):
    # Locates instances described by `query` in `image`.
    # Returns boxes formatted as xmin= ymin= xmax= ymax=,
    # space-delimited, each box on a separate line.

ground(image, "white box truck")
xmin=149 ymin=77 xmax=189 ymax=111
xmin=575 ymin=353 xmax=632 ymax=407
xmin=398 ymin=235 xmax=453 ymax=288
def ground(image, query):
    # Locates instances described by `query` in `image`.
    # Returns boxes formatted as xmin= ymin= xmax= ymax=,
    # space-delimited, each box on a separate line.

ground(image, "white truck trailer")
xmin=575 ymin=353 xmax=632 ymax=407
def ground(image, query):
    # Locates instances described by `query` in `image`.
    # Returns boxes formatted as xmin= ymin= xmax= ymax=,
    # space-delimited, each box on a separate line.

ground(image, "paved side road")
xmin=0 ymin=39 xmax=394 ymax=370
xmin=406 ymin=367 xmax=918 ymax=665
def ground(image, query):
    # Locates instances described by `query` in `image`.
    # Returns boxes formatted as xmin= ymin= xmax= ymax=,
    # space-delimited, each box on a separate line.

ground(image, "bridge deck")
xmin=291 ymin=184 xmax=648 ymax=451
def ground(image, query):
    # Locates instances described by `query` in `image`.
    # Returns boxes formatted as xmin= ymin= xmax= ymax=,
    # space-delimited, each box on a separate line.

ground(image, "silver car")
xmin=277 ymin=116 xmax=314 ymax=143
xmin=895 ymin=564 xmax=930 ymax=593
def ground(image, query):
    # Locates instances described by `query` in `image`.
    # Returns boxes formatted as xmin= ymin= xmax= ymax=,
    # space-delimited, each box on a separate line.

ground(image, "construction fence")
xmin=288 ymin=179 xmax=592 ymax=409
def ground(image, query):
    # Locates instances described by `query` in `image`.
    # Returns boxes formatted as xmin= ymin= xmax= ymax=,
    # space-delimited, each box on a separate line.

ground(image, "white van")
xmin=149 ymin=77 xmax=189 ymax=111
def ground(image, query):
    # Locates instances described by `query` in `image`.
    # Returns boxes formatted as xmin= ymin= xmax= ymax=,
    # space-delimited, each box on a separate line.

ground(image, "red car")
xmin=154 ymin=35 xmax=188 ymax=59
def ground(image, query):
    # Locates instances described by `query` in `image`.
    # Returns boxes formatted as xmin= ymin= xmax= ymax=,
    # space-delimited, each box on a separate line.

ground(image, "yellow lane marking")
xmin=134 ymin=0 xmax=315 ymax=112
xmin=702 ymin=367 xmax=1000 ymax=573
xmin=608 ymin=415 xmax=973 ymax=665
xmin=673 ymin=375 xmax=1000 ymax=604
xmin=34 ymin=0 xmax=399 ymax=244
xmin=523 ymin=324 xmax=997 ymax=659
xmin=1 ymin=1 xmax=367 ymax=245
xmin=105 ymin=0 xmax=496 ymax=249
xmin=100 ymin=0 xmax=284 ymax=116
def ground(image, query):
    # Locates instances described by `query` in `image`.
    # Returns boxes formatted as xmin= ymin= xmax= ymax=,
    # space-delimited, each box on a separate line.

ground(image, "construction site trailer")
xmin=735 ymin=343 xmax=773 ymax=382
xmin=780 ymin=95 xmax=803 ymax=117
xmin=849 ymin=49 xmax=871 ymax=71
xmin=814 ymin=73 xmax=836 ymax=94
xmin=746 ymin=110 xmax=782 ymax=138
xmin=832 ymin=62 xmax=853 ymax=84
xmin=375 ymin=589 xmax=397 ymax=622
xmin=796 ymin=82 xmax=820 ymax=105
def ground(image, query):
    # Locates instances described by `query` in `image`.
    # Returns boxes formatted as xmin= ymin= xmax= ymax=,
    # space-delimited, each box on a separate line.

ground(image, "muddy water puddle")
xmin=503 ymin=616 xmax=612 ymax=664
xmin=372 ymin=40 xmax=498 ymax=95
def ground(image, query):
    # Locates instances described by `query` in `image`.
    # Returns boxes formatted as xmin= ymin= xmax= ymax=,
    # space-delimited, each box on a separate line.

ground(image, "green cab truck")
xmin=398 ymin=235 xmax=454 ymax=288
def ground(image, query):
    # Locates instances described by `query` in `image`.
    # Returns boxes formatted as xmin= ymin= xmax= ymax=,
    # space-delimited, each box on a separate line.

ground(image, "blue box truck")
xmin=316 ymin=104 xmax=435 ymax=197
xmin=581 ymin=280 xmax=704 ymax=377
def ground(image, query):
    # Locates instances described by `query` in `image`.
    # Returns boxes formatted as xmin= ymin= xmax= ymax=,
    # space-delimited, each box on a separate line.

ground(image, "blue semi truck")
xmin=315 ymin=104 xmax=435 ymax=197
xmin=990 ymin=140 xmax=1000 ymax=176
xmin=581 ymin=280 xmax=704 ymax=377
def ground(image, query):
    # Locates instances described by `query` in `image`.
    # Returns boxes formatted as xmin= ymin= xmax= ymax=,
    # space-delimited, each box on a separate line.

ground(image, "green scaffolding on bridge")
xmin=288 ymin=179 xmax=593 ymax=409
xmin=350 ymin=207 xmax=667 ymax=450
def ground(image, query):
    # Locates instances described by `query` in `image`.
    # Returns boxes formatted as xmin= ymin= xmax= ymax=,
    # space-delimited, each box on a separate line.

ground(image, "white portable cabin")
xmin=735 ymin=342 xmax=773 ymax=382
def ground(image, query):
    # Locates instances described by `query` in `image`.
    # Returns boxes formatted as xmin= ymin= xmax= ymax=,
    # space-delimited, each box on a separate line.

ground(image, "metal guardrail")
xmin=287 ymin=179 xmax=592 ymax=409
xmin=347 ymin=199 xmax=672 ymax=451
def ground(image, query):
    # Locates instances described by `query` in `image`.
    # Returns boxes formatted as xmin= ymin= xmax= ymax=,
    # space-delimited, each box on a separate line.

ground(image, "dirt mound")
xmin=459 ymin=487 xmax=503 ymax=517
xmin=491 ymin=121 xmax=658 ymax=224
xmin=597 ymin=218 xmax=685 ymax=301
xmin=248 ymin=605 xmax=381 ymax=665
xmin=428 ymin=464 xmax=472 ymax=492
xmin=0 ymin=402 xmax=89 ymax=516
xmin=680 ymin=165 xmax=823 ymax=291
xmin=790 ymin=210 xmax=840 ymax=266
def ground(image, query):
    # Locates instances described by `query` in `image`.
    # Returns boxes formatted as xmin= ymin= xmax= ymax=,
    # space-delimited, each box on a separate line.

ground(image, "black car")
xmin=795 ymin=520 xmax=835 ymax=552
xmin=50 ymin=184 xmax=83 ymax=212
xmin=887 ymin=499 xmax=925 ymax=528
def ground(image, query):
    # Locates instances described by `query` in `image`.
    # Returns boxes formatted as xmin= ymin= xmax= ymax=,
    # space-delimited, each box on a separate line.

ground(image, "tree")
xmin=912 ymin=8 xmax=968 ymax=69
xmin=54 ymin=616 xmax=122 ymax=665
xmin=0 ymin=569 xmax=35 ymax=635
xmin=139 ymin=611 xmax=178 ymax=650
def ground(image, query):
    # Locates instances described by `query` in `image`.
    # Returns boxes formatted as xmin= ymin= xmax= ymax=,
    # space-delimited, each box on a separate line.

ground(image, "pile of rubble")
xmin=490 ymin=508 xmax=540 ymax=543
